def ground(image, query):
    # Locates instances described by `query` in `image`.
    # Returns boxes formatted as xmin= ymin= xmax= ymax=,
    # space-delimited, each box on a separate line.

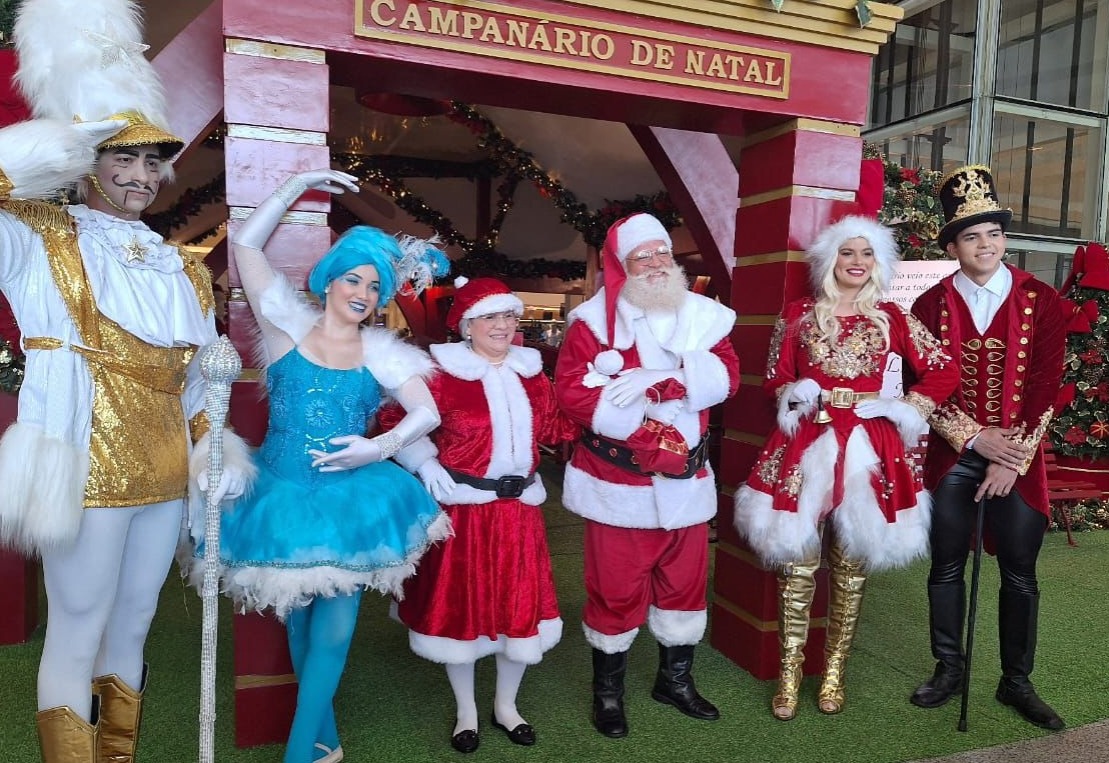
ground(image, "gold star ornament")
xmin=124 ymin=237 xmax=147 ymax=264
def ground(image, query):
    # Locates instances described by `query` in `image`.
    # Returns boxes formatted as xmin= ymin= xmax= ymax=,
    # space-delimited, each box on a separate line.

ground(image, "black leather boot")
xmin=650 ymin=644 xmax=720 ymax=721
xmin=995 ymin=591 xmax=1064 ymax=730
xmin=910 ymin=582 xmax=966 ymax=708
xmin=591 ymin=649 xmax=629 ymax=738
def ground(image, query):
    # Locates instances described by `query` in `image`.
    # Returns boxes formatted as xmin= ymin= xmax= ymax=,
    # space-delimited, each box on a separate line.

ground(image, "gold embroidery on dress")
xmin=757 ymin=445 xmax=787 ymax=485
xmin=905 ymin=312 xmax=951 ymax=369
xmin=782 ymin=464 xmax=804 ymax=498
xmin=765 ymin=315 xmax=788 ymax=380
xmin=800 ymin=318 xmax=884 ymax=379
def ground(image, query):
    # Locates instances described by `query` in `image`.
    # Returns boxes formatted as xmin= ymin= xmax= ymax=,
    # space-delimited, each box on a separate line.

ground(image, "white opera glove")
xmin=777 ymin=378 xmax=821 ymax=437
xmin=234 ymin=168 xmax=360 ymax=251
xmin=855 ymin=398 xmax=929 ymax=448
xmin=197 ymin=464 xmax=249 ymax=504
xmin=645 ymin=399 xmax=683 ymax=425
xmin=417 ymin=459 xmax=457 ymax=502
xmin=604 ymin=368 xmax=684 ymax=409
xmin=309 ymin=433 xmax=394 ymax=473
xmin=787 ymin=378 xmax=821 ymax=405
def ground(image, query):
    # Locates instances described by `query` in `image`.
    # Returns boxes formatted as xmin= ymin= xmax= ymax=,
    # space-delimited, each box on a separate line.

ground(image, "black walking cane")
xmin=957 ymin=497 xmax=987 ymax=732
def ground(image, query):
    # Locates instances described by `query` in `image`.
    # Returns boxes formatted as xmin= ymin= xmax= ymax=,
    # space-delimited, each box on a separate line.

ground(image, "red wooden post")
xmin=0 ymin=390 xmax=41 ymax=645
xmin=712 ymin=122 xmax=865 ymax=679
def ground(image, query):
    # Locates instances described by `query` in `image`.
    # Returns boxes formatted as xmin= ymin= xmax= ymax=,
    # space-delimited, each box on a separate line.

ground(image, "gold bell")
xmin=813 ymin=397 xmax=833 ymax=424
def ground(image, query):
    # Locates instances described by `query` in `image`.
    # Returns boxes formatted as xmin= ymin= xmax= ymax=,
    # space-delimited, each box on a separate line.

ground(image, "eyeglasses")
xmin=473 ymin=311 xmax=520 ymax=324
xmin=626 ymin=246 xmax=674 ymax=264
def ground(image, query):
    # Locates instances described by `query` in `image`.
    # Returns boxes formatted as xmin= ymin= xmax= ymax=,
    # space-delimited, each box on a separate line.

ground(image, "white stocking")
xmin=493 ymin=653 xmax=528 ymax=730
xmin=39 ymin=500 xmax=181 ymax=718
xmin=444 ymin=662 xmax=477 ymax=735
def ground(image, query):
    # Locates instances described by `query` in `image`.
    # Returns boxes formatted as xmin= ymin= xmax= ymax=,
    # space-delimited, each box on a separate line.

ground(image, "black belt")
xmin=444 ymin=467 xmax=536 ymax=498
xmin=581 ymin=431 xmax=709 ymax=480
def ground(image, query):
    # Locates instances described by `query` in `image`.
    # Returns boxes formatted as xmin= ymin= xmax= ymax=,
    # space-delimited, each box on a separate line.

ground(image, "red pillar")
xmin=712 ymin=119 xmax=864 ymax=679
xmin=223 ymin=37 xmax=333 ymax=747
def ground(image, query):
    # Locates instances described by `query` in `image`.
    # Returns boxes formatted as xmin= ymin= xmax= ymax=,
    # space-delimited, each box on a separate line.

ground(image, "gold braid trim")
xmin=903 ymin=390 xmax=937 ymax=420
xmin=189 ymin=411 xmax=212 ymax=444
xmin=177 ymin=245 xmax=216 ymax=319
xmin=928 ymin=401 xmax=984 ymax=452
xmin=1013 ymin=408 xmax=1053 ymax=476
xmin=0 ymin=168 xmax=13 ymax=201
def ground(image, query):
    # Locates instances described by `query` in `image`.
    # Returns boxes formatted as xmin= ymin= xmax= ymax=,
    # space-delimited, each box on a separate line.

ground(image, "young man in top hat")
xmin=909 ymin=165 xmax=1066 ymax=730
xmin=555 ymin=213 xmax=739 ymax=738
xmin=0 ymin=1 xmax=250 ymax=759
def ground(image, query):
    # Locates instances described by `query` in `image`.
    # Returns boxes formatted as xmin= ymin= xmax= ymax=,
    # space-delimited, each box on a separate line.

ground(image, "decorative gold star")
xmin=124 ymin=238 xmax=147 ymax=264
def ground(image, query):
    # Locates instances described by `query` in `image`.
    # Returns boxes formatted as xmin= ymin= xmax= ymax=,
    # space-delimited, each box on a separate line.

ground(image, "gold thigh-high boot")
xmin=36 ymin=696 xmax=99 ymax=763
xmin=818 ymin=539 xmax=867 ymax=714
xmin=92 ymin=665 xmax=147 ymax=763
xmin=772 ymin=555 xmax=819 ymax=721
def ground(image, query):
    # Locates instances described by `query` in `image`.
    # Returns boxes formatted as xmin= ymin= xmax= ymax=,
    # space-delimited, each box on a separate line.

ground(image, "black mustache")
xmin=111 ymin=179 xmax=155 ymax=193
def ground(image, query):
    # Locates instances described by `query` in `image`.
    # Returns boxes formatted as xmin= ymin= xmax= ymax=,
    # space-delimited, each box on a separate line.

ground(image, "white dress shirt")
xmin=954 ymin=265 xmax=1012 ymax=334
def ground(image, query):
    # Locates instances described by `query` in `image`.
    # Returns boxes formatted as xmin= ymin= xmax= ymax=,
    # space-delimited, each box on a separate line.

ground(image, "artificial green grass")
xmin=3 ymin=464 xmax=1107 ymax=762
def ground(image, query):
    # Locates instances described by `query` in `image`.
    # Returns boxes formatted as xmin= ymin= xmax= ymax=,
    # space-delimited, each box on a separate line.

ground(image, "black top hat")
xmin=936 ymin=165 xmax=1012 ymax=249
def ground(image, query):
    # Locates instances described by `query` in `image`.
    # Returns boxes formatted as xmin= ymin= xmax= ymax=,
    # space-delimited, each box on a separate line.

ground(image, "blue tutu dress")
xmin=204 ymin=347 xmax=448 ymax=618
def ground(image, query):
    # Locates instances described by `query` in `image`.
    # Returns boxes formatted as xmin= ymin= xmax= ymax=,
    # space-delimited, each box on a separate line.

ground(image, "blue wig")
xmin=308 ymin=226 xmax=401 ymax=306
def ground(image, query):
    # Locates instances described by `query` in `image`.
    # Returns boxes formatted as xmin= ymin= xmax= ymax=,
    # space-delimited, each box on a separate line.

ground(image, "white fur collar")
xmin=568 ymin=287 xmax=735 ymax=352
xmin=430 ymin=342 xmax=542 ymax=381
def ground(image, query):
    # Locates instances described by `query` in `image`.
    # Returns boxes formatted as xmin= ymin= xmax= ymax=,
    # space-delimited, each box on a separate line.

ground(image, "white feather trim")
xmin=0 ymin=421 xmax=88 ymax=556
xmin=733 ymin=428 xmax=838 ymax=567
xmin=0 ymin=120 xmax=99 ymax=200
xmin=407 ymin=617 xmax=562 ymax=665
xmin=362 ymin=328 xmax=435 ymax=391
xmin=647 ymin=605 xmax=707 ymax=646
xmin=187 ymin=428 xmax=257 ymax=544
xmin=15 ymin=0 xmax=173 ymax=132
xmin=257 ymin=276 xmax=320 ymax=356
xmin=583 ymin=623 xmax=639 ymax=654
xmin=830 ymin=428 xmax=930 ymax=571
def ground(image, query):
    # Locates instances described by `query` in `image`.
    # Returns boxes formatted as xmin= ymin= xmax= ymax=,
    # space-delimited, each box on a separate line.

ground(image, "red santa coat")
xmin=555 ymin=288 xmax=739 ymax=530
xmin=911 ymin=265 xmax=1066 ymax=516
xmin=734 ymin=298 xmax=958 ymax=571
xmin=381 ymin=342 xmax=578 ymax=665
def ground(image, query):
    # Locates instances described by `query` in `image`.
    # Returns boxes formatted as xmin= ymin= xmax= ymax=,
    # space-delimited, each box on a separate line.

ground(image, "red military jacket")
xmin=911 ymin=265 xmax=1066 ymax=515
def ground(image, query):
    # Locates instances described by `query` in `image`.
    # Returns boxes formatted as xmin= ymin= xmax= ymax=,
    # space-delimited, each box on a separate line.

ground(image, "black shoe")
xmin=491 ymin=714 xmax=536 ymax=746
xmin=650 ymin=644 xmax=720 ymax=721
xmin=650 ymin=684 xmax=720 ymax=720
xmin=996 ymin=679 xmax=1065 ymax=730
xmin=910 ymin=663 xmax=964 ymax=708
xmin=450 ymin=729 xmax=480 ymax=754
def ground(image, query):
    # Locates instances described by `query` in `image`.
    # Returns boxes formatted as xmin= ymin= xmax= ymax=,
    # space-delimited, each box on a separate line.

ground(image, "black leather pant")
xmin=926 ymin=451 xmax=1048 ymax=682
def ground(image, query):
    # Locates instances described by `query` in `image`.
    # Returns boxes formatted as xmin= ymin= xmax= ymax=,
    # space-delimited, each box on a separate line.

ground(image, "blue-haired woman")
xmin=188 ymin=169 xmax=452 ymax=763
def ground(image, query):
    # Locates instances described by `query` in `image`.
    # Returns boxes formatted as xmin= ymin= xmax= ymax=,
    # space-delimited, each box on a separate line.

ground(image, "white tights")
xmin=38 ymin=500 xmax=182 ymax=720
xmin=444 ymin=654 xmax=529 ymax=735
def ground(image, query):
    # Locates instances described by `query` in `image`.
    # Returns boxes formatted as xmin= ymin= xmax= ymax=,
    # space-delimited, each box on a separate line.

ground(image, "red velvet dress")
xmin=734 ymin=298 xmax=958 ymax=571
xmin=381 ymin=342 xmax=578 ymax=665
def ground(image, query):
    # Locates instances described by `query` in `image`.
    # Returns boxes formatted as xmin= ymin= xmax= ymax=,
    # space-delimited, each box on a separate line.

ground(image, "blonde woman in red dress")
xmin=733 ymin=215 xmax=958 ymax=721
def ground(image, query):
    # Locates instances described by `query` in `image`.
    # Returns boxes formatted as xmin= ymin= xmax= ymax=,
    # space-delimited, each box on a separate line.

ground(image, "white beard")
xmin=621 ymin=263 xmax=689 ymax=312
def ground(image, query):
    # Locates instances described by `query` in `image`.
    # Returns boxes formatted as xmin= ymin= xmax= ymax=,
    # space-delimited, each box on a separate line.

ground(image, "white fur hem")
xmin=408 ymin=617 xmax=563 ymax=665
xmin=0 ymin=421 xmax=89 ymax=556
xmin=647 ymin=605 xmax=706 ymax=646
xmin=187 ymin=429 xmax=257 ymax=544
xmin=583 ymin=623 xmax=639 ymax=653
xmin=563 ymin=463 xmax=716 ymax=530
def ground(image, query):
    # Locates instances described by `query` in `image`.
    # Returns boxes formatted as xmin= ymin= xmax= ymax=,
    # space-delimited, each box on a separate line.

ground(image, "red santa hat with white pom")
xmin=446 ymin=276 xmax=524 ymax=336
xmin=593 ymin=213 xmax=673 ymax=375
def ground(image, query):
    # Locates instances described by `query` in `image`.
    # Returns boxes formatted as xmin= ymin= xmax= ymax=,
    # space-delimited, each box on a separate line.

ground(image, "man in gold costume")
xmin=0 ymin=1 xmax=251 ymax=760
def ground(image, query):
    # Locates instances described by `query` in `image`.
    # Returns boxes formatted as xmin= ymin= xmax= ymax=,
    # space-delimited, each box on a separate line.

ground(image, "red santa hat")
xmin=600 ymin=213 xmax=672 ymax=342
xmin=445 ymin=276 xmax=524 ymax=334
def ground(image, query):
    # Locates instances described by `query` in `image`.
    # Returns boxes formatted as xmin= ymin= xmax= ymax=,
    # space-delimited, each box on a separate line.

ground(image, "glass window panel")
xmin=869 ymin=0 xmax=977 ymax=125
xmin=997 ymin=0 xmax=1108 ymax=111
xmin=865 ymin=112 xmax=970 ymax=172
xmin=991 ymin=113 xmax=1093 ymax=238
xmin=1005 ymin=246 xmax=1071 ymax=290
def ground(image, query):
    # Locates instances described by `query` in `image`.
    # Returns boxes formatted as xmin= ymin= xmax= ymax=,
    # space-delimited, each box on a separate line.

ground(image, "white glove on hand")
xmin=417 ymin=459 xmax=457 ymax=502
xmin=645 ymin=399 xmax=683 ymax=425
xmin=197 ymin=465 xmax=248 ymax=505
xmin=603 ymin=368 xmax=683 ymax=408
xmin=294 ymin=168 xmax=361 ymax=196
xmin=787 ymin=378 xmax=822 ymax=405
xmin=309 ymin=435 xmax=382 ymax=473
xmin=855 ymin=398 xmax=929 ymax=447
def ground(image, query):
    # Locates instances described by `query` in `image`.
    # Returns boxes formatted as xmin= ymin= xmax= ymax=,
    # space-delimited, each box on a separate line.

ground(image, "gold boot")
xmin=36 ymin=698 xmax=99 ymax=763
xmin=818 ymin=540 xmax=867 ymax=714
xmin=772 ymin=556 xmax=819 ymax=721
xmin=92 ymin=665 xmax=147 ymax=763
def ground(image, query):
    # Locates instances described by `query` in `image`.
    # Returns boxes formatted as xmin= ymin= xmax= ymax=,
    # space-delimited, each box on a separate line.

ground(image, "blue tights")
xmin=284 ymin=591 xmax=362 ymax=763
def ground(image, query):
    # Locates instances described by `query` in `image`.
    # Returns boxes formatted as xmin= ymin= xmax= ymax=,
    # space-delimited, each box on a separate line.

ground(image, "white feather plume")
xmin=14 ymin=0 xmax=171 ymax=132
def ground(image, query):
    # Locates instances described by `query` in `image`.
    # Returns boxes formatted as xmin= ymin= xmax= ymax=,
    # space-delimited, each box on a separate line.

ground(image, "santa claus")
xmin=554 ymin=213 xmax=739 ymax=737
